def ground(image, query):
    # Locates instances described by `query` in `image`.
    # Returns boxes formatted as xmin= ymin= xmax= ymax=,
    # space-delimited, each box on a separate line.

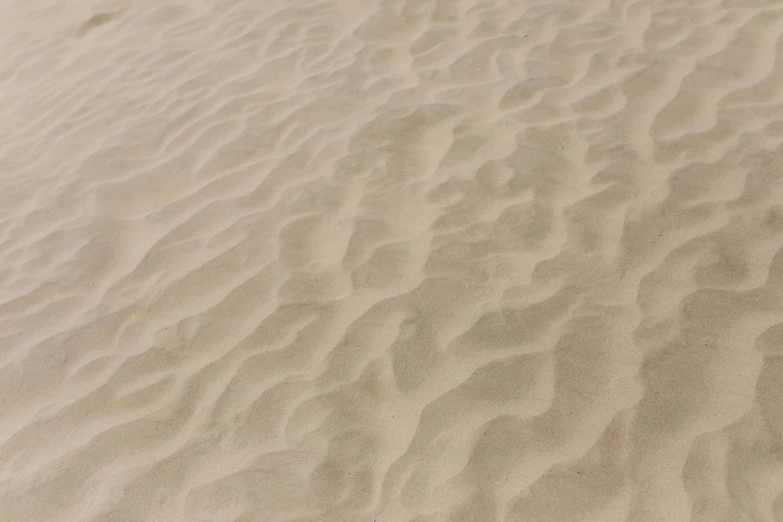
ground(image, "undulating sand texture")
xmin=2 ymin=0 xmax=783 ymax=520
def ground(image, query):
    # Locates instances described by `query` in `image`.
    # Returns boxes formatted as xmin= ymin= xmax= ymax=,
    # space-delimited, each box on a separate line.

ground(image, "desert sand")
xmin=1 ymin=0 xmax=782 ymax=520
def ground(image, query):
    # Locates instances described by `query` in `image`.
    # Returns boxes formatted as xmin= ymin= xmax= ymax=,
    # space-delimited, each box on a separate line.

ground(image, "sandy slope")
xmin=1 ymin=0 xmax=783 ymax=520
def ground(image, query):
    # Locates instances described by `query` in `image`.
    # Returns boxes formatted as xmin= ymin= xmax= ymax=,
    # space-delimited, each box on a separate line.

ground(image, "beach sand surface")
xmin=1 ymin=0 xmax=783 ymax=520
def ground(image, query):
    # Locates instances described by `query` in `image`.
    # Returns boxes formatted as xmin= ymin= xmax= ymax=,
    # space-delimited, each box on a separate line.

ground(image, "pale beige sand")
xmin=1 ymin=0 xmax=783 ymax=520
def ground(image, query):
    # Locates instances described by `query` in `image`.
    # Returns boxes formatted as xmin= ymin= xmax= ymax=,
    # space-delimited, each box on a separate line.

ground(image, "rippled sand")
xmin=1 ymin=0 xmax=783 ymax=520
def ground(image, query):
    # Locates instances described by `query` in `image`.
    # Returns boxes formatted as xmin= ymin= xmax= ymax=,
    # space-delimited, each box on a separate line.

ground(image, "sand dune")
xmin=1 ymin=0 xmax=783 ymax=520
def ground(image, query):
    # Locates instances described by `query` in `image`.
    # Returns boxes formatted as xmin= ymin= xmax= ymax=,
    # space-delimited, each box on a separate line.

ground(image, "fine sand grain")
xmin=2 ymin=0 xmax=783 ymax=520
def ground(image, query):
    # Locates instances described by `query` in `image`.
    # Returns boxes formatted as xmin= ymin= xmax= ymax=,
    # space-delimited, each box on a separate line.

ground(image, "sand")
xmin=1 ymin=0 xmax=782 ymax=520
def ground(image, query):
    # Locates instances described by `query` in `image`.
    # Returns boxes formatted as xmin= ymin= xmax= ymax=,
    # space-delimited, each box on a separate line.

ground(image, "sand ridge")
xmin=1 ymin=0 xmax=783 ymax=520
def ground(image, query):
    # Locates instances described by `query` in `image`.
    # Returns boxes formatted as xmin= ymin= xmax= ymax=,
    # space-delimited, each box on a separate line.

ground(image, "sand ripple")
xmin=1 ymin=0 xmax=783 ymax=520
